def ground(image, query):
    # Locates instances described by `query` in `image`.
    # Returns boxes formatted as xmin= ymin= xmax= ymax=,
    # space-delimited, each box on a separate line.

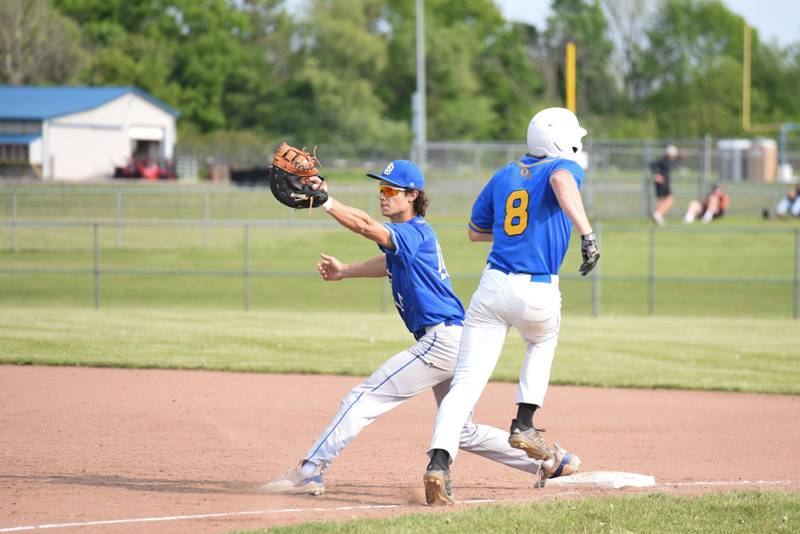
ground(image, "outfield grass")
xmin=236 ymin=491 xmax=800 ymax=533
xmin=1 ymin=308 xmax=797 ymax=394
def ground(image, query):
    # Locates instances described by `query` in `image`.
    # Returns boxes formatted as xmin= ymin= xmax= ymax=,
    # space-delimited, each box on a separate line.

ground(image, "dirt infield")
xmin=1 ymin=366 xmax=799 ymax=533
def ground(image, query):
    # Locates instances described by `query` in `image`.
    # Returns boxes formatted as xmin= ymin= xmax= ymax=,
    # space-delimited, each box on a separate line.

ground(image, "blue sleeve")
xmin=380 ymin=222 xmax=425 ymax=259
xmin=553 ymin=159 xmax=584 ymax=189
xmin=469 ymin=178 xmax=494 ymax=234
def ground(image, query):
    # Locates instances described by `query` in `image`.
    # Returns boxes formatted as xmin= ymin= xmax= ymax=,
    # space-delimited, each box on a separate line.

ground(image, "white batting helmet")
xmin=526 ymin=107 xmax=588 ymax=160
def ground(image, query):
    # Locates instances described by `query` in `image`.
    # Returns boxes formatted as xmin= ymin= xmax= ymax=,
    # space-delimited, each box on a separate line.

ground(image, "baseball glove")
xmin=269 ymin=143 xmax=328 ymax=209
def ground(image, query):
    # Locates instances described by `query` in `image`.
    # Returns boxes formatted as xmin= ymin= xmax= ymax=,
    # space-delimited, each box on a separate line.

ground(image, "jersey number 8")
xmin=504 ymin=190 xmax=529 ymax=236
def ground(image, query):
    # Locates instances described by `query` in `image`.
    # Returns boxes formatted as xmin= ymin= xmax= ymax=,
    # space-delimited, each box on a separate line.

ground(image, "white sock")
xmin=701 ymin=211 xmax=713 ymax=223
xmin=684 ymin=213 xmax=694 ymax=223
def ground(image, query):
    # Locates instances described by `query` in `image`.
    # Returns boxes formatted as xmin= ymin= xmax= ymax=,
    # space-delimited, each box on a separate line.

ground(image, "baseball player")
xmin=423 ymin=107 xmax=599 ymax=505
xmin=262 ymin=159 xmax=575 ymax=496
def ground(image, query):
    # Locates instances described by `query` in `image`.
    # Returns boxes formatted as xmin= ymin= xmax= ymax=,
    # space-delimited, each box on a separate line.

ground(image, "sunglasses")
xmin=378 ymin=185 xmax=408 ymax=198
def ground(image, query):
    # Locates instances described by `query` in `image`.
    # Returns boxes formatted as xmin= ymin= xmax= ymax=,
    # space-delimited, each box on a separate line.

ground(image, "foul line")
xmin=2 ymin=480 xmax=797 ymax=532
xmin=0 ymin=499 xmax=503 ymax=532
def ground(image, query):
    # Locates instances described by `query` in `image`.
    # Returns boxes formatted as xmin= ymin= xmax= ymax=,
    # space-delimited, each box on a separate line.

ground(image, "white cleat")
xmin=535 ymin=443 xmax=581 ymax=488
xmin=260 ymin=465 xmax=325 ymax=496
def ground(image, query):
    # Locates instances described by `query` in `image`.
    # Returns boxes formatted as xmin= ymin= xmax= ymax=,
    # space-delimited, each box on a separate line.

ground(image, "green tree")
xmin=543 ymin=0 xmax=619 ymax=115
xmin=382 ymin=0 xmax=546 ymax=142
xmin=55 ymin=0 xmax=258 ymax=131
xmin=277 ymin=0 xmax=408 ymax=155
xmin=635 ymin=0 xmax=749 ymax=136
xmin=0 ymin=0 xmax=84 ymax=85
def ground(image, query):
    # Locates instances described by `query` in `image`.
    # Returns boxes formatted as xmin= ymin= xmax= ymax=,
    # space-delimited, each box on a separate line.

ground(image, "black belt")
xmin=488 ymin=263 xmax=553 ymax=283
xmin=413 ymin=319 xmax=463 ymax=341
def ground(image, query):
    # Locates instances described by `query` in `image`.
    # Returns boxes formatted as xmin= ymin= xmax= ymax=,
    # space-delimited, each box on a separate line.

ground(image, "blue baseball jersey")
xmin=379 ymin=216 xmax=465 ymax=333
xmin=469 ymin=156 xmax=584 ymax=275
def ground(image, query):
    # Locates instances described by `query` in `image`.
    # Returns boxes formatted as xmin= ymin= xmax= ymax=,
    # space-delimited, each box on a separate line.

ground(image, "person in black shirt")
xmin=650 ymin=144 xmax=678 ymax=226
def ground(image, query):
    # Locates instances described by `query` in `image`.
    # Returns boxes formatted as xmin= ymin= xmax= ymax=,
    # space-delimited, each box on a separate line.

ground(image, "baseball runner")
xmin=262 ymin=153 xmax=577 ymax=496
xmin=423 ymin=108 xmax=599 ymax=505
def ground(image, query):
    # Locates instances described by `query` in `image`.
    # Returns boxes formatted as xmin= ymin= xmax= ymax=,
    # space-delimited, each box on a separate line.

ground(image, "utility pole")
xmin=415 ymin=0 xmax=426 ymax=167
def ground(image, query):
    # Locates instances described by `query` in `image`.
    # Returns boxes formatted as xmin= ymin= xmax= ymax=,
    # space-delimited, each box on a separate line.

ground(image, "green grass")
xmin=1 ymin=308 xmax=797 ymax=394
xmin=235 ymin=491 xmax=800 ymax=533
xmin=1 ymin=215 xmax=798 ymax=318
xmin=1 ymin=178 xmax=797 ymax=219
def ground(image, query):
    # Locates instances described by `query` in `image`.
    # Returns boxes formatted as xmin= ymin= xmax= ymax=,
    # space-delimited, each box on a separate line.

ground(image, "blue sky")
xmin=496 ymin=0 xmax=800 ymax=47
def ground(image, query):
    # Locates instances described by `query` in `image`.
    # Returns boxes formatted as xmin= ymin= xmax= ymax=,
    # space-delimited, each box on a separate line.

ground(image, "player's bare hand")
xmin=654 ymin=174 xmax=665 ymax=185
xmin=303 ymin=175 xmax=328 ymax=192
xmin=318 ymin=252 xmax=345 ymax=281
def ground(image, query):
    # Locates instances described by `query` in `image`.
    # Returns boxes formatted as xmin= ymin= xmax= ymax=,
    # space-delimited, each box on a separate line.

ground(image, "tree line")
xmin=2 ymin=0 xmax=799 ymax=155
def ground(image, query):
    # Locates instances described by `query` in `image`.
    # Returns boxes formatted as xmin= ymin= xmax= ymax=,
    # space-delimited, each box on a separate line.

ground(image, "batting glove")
xmin=579 ymin=232 xmax=600 ymax=276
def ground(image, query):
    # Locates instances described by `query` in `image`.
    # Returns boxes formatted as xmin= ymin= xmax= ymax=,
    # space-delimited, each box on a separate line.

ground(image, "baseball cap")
xmin=366 ymin=160 xmax=425 ymax=190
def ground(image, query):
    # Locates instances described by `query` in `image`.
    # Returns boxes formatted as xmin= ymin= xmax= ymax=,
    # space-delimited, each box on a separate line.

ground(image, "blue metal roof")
xmin=0 ymin=86 xmax=180 ymax=120
xmin=0 ymin=133 xmax=41 ymax=144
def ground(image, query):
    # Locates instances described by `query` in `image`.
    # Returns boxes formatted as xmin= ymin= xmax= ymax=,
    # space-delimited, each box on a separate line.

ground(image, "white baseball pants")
xmin=776 ymin=196 xmax=800 ymax=217
xmin=305 ymin=322 xmax=541 ymax=474
xmin=430 ymin=267 xmax=561 ymax=460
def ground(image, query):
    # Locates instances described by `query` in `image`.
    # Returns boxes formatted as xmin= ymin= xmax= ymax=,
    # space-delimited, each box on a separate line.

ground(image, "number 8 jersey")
xmin=468 ymin=156 xmax=584 ymax=275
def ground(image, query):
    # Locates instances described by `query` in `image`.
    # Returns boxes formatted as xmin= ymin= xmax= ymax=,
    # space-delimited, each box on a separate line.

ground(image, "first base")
xmin=541 ymin=471 xmax=656 ymax=489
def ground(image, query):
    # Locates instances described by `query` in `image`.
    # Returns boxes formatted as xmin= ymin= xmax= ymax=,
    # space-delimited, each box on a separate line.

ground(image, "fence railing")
xmin=0 ymin=177 xmax=795 ymax=227
xmin=1 ymin=219 xmax=797 ymax=319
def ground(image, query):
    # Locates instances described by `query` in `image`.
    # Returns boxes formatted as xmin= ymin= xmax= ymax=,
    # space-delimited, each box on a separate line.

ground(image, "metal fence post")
xmin=643 ymin=142 xmax=653 ymax=218
xmin=11 ymin=191 xmax=17 ymax=252
xmin=243 ymin=224 xmax=250 ymax=311
xmin=115 ymin=191 xmax=122 ymax=248
xmin=203 ymin=192 xmax=210 ymax=248
xmin=794 ymin=228 xmax=799 ymax=320
xmin=93 ymin=223 xmax=100 ymax=309
xmin=585 ymin=139 xmax=594 ymax=212
xmin=648 ymin=226 xmax=656 ymax=315
xmin=702 ymin=134 xmax=712 ymax=199
xmin=592 ymin=220 xmax=602 ymax=317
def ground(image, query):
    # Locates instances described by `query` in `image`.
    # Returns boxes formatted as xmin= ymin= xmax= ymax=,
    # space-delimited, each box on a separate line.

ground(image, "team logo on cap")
xmin=383 ymin=162 xmax=394 ymax=175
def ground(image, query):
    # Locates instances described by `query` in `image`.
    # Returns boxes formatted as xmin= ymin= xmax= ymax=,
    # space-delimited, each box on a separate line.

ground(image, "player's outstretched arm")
xmin=306 ymin=177 xmax=393 ymax=249
xmin=317 ymin=253 xmax=386 ymax=281
xmin=324 ymin=199 xmax=392 ymax=248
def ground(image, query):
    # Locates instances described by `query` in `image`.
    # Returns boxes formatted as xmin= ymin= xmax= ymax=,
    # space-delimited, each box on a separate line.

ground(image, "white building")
xmin=0 ymin=86 xmax=179 ymax=181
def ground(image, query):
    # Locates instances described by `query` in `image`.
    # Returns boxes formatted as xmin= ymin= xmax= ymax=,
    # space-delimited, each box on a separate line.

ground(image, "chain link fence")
xmin=419 ymin=138 xmax=800 ymax=219
xmin=3 ymin=137 xmax=797 ymax=222
xmin=0 ymin=219 xmax=797 ymax=319
xmin=1 ymin=137 xmax=798 ymax=319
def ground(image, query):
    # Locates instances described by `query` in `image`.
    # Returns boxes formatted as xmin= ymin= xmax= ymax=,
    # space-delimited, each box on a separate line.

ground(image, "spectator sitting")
xmin=773 ymin=187 xmax=800 ymax=218
xmin=683 ymin=183 xmax=730 ymax=224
